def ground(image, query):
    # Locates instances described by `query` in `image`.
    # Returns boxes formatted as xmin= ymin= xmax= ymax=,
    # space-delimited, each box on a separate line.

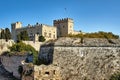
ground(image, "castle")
xmin=11 ymin=18 xmax=80 ymax=41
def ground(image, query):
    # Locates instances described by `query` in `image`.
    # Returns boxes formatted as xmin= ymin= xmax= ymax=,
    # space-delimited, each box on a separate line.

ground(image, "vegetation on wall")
xmin=17 ymin=30 xmax=29 ymax=42
xmin=9 ymin=42 xmax=38 ymax=64
xmin=109 ymin=72 xmax=120 ymax=80
xmin=0 ymin=28 xmax=11 ymax=41
xmin=68 ymin=31 xmax=119 ymax=39
xmin=38 ymin=35 xmax=46 ymax=42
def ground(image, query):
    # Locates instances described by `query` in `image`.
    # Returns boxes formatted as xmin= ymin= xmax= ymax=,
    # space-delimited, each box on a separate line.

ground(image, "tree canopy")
xmin=0 ymin=28 xmax=11 ymax=41
xmin=17 ymin=30 xmax=29 ymax=41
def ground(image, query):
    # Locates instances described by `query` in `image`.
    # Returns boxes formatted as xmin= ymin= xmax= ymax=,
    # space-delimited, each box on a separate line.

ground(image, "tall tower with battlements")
xmin=53 ymin=18 xmax=74 ymax=37
xmin=11 ymin=22 xmax=22 ymax=41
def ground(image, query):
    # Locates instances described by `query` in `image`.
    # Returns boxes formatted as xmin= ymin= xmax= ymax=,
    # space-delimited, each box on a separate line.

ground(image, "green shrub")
xmin=68 ymin=31 xmax=119 ymax=39
xmin=38 ymin=35 xmax=46 ymax=42
xmin=9 ymin=42 xmax=38 ymax=64
xmin=110 ymin=72 xmax=120 ymax=80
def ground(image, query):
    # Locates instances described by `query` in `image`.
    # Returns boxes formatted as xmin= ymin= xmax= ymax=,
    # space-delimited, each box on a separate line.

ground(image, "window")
xmin=39 ymin=71 xmax=41 ymax=75
xmin=36 ymin=32 xmax=39 ymax=35
xmin=49 ymin=33 xmax=51 ymax=38
xmin=53 ymin=35 xmax=55 ymax=38
xmin=30 ymin=33 xmax=33 ymax=36
xmin=44 ymin=32 xmax=47 ymax=37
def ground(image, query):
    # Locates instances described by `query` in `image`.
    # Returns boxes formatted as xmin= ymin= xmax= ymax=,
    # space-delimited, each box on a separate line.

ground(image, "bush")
xmin=9 ymin=42 xmax=38 ymax=64
xmin=38 ymin=35 xmax=46 ymax=42
xmin=110 ymin=72 xmax=120 ymax=80
xmin=68 ymin=31 xmax=119 ymax=39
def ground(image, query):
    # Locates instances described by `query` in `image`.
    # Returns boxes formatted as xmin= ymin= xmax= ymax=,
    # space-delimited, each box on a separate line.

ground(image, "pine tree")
xmin=1 ymin=30 xmax=5 ymax=39
xmin=5 ymin=28 xmax=11 ymax=41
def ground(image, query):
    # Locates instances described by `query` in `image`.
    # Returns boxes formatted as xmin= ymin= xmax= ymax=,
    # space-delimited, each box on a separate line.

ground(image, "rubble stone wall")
xmin=39 ymin=46 xmax=120 ymax=80
xmin=0 ymin=55 xmax=27 ymax=78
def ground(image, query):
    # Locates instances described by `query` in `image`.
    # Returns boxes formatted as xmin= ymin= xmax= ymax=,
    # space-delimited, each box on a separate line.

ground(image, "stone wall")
xmin=39 ymin=46 xmax=120 ymax=80
xmin=0 ymin=39 xmax=14 ymax=54
xmin=34 ymin=65 xmax=61 ymax=80
xmin=0 ymin=55 xmax=27 ymax=78
xmin=23 ymin=41 xmax=42 ymax=51
xmin=22 ymin=63 xmax=34 ymax=80
xmin=11 ymin=21 xmax=57 ymax=41
xmin=44 ymin=37 xmax=120 ymax=47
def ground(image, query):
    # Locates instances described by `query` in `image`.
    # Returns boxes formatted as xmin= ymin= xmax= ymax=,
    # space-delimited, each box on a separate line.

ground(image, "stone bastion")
xmin=38 ymin=37 xmax=120 ymax=80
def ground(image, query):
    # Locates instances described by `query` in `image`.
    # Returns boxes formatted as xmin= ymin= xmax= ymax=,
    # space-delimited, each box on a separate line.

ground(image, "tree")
xmin=38 ymin=35 xmax=46 ymax=42
xmin=1 ymin=30 xmax=5 ymax=39
xmin=5 ymin=28 xmax=11 ymax=41
xmin=17 ymin=30 xmax=29 ymax=41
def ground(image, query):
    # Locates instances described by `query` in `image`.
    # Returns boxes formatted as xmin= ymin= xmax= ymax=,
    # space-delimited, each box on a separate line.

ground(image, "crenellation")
xmin=53 ymin=18 xmax=73 ymax=23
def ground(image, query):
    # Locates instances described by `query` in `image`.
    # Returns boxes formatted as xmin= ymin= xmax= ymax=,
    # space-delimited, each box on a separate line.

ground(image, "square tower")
xmin=53 ymin=18 xmax=74 ymax=37
xmin=11 ymin=22 xmax=22 ymax=41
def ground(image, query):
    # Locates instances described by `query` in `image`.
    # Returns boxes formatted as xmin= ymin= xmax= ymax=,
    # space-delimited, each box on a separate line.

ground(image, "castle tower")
xmin=53 ymin=18 xmax=74 ymax=37
xmin=11 ymin=22 xmax=22 ymax=41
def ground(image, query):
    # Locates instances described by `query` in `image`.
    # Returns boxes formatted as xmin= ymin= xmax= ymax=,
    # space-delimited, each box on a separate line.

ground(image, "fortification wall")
xmin=34 ymin=65 xmax=61 ymax=80
xmin=0 ymin=40 xmax=42 ymax=54
xmin=23 ymin=41 xmax=42 ymax=51
xmin=0 ymin=39 xmax=14 ymax=55
xmin=0 ymin=55 xmax=27 ymax=79
xmin=39 ymin=46 xmax=120 ymax=80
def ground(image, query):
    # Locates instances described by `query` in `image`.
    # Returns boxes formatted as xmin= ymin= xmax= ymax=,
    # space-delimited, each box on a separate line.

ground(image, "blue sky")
xmin=0 ymin=0 xmax=120 ymax=35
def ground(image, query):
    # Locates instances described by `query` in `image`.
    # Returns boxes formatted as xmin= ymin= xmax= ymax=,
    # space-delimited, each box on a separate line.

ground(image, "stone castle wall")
xmin=0 ymin=39 xmax=42 ymax=54
xmin=11 ymin=22 xmax=57 ymax=41
xmin=54 ymin=18 xmax=74 ymax=37
xmin=23 ymin=41 xmax=42 ymax=51
xmin=38 ymin=38 xmax=120 ymax=80
xmin=34 ymin=65 xmax=61 ymax=80
xmin=39 ymin=46 xmax=120 ymax=80
xmin=11 ymin=18 xmax=80 ymax=41
xmin=0 ymin=39 xmax=14 ymax=54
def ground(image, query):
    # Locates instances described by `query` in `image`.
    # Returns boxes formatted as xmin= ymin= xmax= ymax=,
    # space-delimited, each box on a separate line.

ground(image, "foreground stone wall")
xmin=34 ymin=65 xmax=61 ymax=80
xmin=0 ymin=55 xmax=27 ymax=78
xmin=39 ymin=47 xmax=120 ymax=80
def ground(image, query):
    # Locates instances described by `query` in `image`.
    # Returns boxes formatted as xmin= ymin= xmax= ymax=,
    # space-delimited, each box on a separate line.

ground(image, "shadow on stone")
xmin=38 ymin=42 xmax=55 ymax=65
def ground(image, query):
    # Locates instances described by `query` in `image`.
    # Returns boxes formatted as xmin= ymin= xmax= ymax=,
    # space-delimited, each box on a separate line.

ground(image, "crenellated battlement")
xmin=53 ymin=18 xmax=73 ymax=23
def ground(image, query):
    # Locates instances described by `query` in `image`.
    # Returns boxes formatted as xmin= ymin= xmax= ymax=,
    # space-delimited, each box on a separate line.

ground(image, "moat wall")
xmin=39 ymin=47 xmax=120 ymax=80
